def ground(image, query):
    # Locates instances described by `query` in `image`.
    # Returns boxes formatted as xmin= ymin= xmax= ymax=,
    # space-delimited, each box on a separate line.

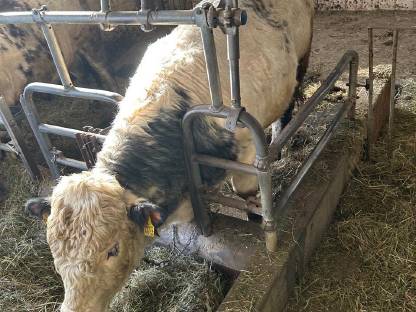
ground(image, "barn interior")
xmin=1 ymin=1 xmax=416 ymax=311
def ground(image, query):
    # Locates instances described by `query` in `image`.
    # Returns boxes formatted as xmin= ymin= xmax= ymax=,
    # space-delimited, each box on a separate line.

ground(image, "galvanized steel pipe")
xmin=0 ymin=10 xmax=196 ymax=25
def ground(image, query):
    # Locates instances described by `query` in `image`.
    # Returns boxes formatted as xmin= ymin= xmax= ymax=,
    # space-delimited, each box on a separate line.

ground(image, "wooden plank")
xmin=218 ymin=120 xmax=365 ymax=312
xmin=371 ymin=77 xmax=391 ymax=144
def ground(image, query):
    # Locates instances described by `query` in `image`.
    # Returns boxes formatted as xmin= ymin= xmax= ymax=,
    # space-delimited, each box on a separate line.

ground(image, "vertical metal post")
xmin=347 ymin=52 xmax=358 ymax=119
xmin=182 ymin=110 xmax=212 ymax=236
xmin=225 ymin=0 xmax=241 ymax=108
xmin=140 ymin=0 xmax=153 ymax=32
xmin=100 ymin=0 xmax=115 ymax=31
xmin=20 ymin=88 xmax=60 ymax=179
xmin=200 ymin=24 xmax=224 ymax=110
xmin=40 ymin=23 xmax=73 ymax=89
xmin=100 ymin=0 xmax=111 ymax=12
xmin=0 ymin=97 xmax=41 ymax=180
xmin=238 ymin=112 xmax=276 ymax=252
xmin=388 ymin=29 xmax=399 ymax=158
xmin=367 ymin=28 xmax=374 ymax=160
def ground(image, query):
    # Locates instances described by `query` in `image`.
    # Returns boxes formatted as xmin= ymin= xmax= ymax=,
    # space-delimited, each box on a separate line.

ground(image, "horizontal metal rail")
xmin=56 ymin=157 xmax=88 ymax=171
xmin=193 ymin=154 xmax=257 ymax=175
xmin=39 ymin=124 xmax=106 ymax=142
xmin=202 ymin=193 xmax=262 ymax=215
xmin=275 ymin=99 xmax=354 ymax=213
xmin=272 ymin=50 xmax=359 ymax=215
xmin=269 ymin=50 xmax=358 ymax=158
xmin=0 ymin=10 xmax=196 ymax=26
xmin=0 ymin=143 xmax=17 ymax=154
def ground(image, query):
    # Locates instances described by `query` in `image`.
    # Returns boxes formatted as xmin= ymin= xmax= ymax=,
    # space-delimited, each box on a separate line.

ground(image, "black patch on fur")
xmin=245 ymin=0 xmax=288 ymax=29
xmin=0 ymin=0 xmax=25 ymax=11
xmin=281 ymin=48 xmax=312 ymax=129
xmin=8 ymin=25 xmax=26 ymax=38
xmin=105 ymin=89 xmax=236 ymax=215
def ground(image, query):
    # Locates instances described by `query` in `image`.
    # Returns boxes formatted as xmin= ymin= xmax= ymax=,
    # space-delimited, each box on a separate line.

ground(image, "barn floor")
xmin=285 ymin=10 xmax=416 ymax=312
xmin=0 ymin=9 xmax=416 ymax=312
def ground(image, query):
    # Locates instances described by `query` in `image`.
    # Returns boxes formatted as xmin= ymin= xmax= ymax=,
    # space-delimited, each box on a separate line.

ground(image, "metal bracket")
xmin=225 ymin=106 xmax=244 ymax=131
xmin=75 ymin=133 xmax=101 ymax=169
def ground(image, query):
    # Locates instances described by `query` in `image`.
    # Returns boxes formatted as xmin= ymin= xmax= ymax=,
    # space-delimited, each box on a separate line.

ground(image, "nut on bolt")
xmin=234 ymin=9 xmax=247 ymax=26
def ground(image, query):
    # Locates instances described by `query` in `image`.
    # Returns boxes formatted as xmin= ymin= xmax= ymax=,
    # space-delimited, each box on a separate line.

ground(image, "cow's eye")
xmin=107 ymin=242 xmax=119 ymax=259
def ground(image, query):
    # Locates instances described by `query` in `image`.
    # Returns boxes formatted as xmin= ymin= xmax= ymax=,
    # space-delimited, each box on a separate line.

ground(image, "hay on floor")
xmin=0 ymin=158 xmax=229 ymax=312
xmin=286 ymin=78 xmax=416 ymax=311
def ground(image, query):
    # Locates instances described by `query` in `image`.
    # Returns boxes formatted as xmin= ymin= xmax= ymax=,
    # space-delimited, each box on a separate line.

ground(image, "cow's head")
xmin=25 ymin=171 xmax=165 ymax=312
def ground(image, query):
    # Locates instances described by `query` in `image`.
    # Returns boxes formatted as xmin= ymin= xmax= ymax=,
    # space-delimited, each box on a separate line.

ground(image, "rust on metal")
xmin=75 ymin=132 xmax=101 ymax=169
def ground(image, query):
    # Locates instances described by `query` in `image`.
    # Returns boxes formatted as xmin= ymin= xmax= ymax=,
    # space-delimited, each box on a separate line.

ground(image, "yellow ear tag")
xmin=144 ymin=216 xmax=155 ymax=237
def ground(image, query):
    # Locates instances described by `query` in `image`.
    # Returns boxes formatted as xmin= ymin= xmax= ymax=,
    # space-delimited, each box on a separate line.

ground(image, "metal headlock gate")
xmin=0 ymin=0 xmax=359 ymax=252
xmin=0 ymin=96 xmax=41 ymax=180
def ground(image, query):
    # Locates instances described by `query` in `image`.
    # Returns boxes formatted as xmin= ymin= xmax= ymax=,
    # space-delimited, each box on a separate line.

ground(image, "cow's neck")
xmin=96 ymin=87 xmax=237 ymax=214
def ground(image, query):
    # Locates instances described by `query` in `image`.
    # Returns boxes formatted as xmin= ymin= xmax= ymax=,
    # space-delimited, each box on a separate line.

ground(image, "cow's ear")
xmin=25 ymin=197 xmax=51 ymax=220
xmin=128 ymin=201 xmax=166 ymax=229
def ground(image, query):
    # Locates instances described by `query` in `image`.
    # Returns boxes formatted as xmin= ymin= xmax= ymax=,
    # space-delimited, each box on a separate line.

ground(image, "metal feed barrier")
xmin=0 ymin=97 xmax=40 ymax=180
xmin=0 ymin=0 xmax=358 ymax=252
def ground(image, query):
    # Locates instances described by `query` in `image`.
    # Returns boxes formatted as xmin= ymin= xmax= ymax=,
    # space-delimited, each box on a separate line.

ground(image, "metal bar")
xmin=39 ymin=124 xmax=106 ymax=142
xmin=0 ymin=10 xmax=195 ymax=25
xmin=388 ymin=30 xmax=399 ymax=158
xmin=40 ymin=23 xmax=73 ymax=89
xmin=200 ymin=25 xmax=224 ymax=110
xmin=56 ymin=156 xmax=88 ymax=170
xmin=269 ymin=50 xmax=359 ymax=159
xmin=21 ymin=90 xmax=59 ymax=179
xmin=225 ymin=0 xmax=241 ymax=108
xmin=183 ymin=105 xmax=276 ymax=250
xmin=141 ymin=0 xmax=150 ymax=10
xmin=22 ymin=82 xmax=122 ymax=104
xmin=347 ymin=50 xmax=359 ymax=119
xmin=202 ymin=193 xmax=262 ymax=215
xmin=367 ymin=27 xmax=374 ymax=160
xmin=20 ymin=82 xmax=121 ymax=179
xmin=275 ymin=98 xmax=354 ymax=214
xmin=100 ymin=0 xmax=111 ymax=12
xmin=0 ymin=143 xmax=17 ymax=154
xmin=182 ymin=109 xmax=212 ymax=236
xmin=0 ymin=97 xmax=41 ymax=180
xmin=193 ymin=153 xmax=257 ymax=175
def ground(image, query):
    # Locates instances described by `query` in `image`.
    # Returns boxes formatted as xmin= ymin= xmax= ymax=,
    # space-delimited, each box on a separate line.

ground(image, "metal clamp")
xmin=253 ymin=155 xmax=269 ymax=171
xmin=262 ymin=219 xmax=277 ymax=232
xmin=140 ymin=0 xmax=154 ymax=32
xmin=225 ymin=106 xmax=244 ymax=131
xmin=31 ymin=5 xmax=48 ymax=24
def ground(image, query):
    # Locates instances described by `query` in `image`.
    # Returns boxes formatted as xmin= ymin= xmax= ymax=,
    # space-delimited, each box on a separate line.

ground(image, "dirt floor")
xmin=308 ymin=10 xmax=416 ymax=79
